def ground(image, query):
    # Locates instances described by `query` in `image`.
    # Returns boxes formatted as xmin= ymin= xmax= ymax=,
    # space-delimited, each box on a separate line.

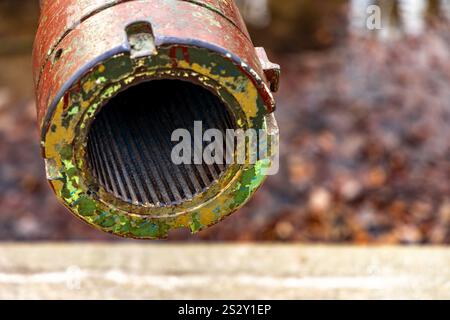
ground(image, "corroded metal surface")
xmin=33 ymin=0 xmax=280 ymax=239
xmin=34 ymin=0 xmax=271 ymax=126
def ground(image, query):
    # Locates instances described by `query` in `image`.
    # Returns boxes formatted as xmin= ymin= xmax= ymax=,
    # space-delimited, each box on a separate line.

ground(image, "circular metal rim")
xmin=42 ymin=44 xmax=272 ymax=239
xmin=75 ymin=71 xmax=244 ymax=219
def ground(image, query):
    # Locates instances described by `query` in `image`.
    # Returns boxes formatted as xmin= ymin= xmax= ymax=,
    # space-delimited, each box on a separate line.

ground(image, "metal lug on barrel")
xmin=256 ymin=47 xmax=280 ymax=93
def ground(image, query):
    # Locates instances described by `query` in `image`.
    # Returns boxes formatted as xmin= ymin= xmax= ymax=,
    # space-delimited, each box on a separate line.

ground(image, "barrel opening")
xmin=86 ymin=79 xmax=236 ymax=207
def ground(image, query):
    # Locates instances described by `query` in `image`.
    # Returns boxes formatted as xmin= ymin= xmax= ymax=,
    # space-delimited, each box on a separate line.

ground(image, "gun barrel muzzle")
xmin=34 ymin=0 xmax=280 ymax=239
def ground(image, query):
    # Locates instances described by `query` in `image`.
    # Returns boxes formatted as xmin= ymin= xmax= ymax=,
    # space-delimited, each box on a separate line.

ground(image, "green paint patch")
xmin=75 ymin=196 xmax=97 ymax=217
xmin=190 ymin=213 xmax=203 ymax=233
xmin=58 ymin=144 xmax=73 ymax=160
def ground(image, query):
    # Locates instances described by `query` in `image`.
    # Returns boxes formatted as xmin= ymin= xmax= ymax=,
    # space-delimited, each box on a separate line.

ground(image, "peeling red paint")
xmin=34 ymin=0 xmax=277 ymax=128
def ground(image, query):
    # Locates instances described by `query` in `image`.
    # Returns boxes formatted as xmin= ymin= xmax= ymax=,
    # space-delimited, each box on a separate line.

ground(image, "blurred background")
xmin=1 ymin=0 xmax=450 ymax=244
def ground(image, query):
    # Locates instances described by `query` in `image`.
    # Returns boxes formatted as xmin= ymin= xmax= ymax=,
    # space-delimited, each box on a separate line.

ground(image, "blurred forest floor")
xmin=1 ymin=0 xmax=450 ymax=243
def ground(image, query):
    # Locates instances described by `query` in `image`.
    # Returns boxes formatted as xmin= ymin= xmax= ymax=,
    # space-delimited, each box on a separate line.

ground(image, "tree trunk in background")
xmin=245 ymin=0 xmax=349 ymax=53
xmin=241 ymin=0 xmax=450 ymax=53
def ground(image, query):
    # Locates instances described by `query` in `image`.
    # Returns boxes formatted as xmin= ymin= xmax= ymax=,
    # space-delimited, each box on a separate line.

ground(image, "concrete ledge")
xmin=0 ymin=244 xmax=449 ymax=299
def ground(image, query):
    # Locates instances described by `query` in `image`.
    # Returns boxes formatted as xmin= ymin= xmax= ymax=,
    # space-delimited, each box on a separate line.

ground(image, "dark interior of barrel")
xmin=86 ymin=79 xmax=236 ymax=207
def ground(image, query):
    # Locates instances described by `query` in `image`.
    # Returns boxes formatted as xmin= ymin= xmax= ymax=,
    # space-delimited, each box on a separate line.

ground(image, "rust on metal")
xmin=33 ymin=0 xmax=280 ymax=239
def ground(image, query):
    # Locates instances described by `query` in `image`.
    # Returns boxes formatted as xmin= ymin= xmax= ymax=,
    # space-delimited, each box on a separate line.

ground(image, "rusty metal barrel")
xmin=33 ymin=0 xmax=280 ymax=239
